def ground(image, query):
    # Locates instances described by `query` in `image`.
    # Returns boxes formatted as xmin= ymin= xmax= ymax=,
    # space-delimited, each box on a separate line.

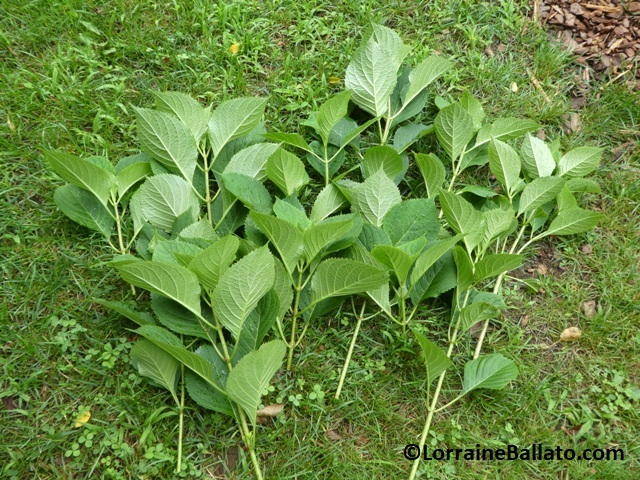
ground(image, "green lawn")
xmin=1 ymin=1 xmax=638 ymax=479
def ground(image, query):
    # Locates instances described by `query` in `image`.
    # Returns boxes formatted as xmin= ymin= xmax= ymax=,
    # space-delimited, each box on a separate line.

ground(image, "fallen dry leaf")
xmin=580 ymin=244 xmax=593 ymax=255
xmin=521 ymin=314 xmax=529 ymax=327
xmin=536 ymin=263 xmax=549 ymax=275
xmin=560 ymin=326 xmax=582 ymax=341
xmin=74 ymin=410 xmax=91 ymax=427
xmin=325 ymin=430 xmax=342 ymax=442
xmin=257 ymin=404 xmax=284 ymax=417
xmin=582 ymin=300 xmax=597 ymax=318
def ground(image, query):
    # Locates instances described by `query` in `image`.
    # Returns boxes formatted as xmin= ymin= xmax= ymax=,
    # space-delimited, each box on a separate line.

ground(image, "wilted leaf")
xmin=559 ymin=326 xmax=582 ymax=342
xmin=582 ymin=300 xmax=597 ymax=318
xmin=257 ymin=404 xmax=284 ymax=417
xmin=74 ymin=410 xmax=91 ymax=428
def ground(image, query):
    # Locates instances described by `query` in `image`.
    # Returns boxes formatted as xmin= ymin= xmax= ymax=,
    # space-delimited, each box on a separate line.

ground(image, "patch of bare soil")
xmin=536 ymin=1 xmax=639 ymax=83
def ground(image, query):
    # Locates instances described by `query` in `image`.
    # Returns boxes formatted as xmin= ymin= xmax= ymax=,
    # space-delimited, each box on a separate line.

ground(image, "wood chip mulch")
xmin=536 ymin=1 xmax=640 ymax=80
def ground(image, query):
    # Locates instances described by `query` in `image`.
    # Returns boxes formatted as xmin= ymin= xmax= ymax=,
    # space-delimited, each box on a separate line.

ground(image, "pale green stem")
xmin=238 ymin=407 xmax=263 ymax=480
xmin=176 ymin=364 xmax=185 ymax=473
xmin=286 ymin=268 xmax=305 ymax=371
xmin=335 ymin=301 xmax=368 ymax=399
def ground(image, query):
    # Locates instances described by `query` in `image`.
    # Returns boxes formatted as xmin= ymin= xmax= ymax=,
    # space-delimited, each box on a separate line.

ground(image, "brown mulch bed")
xmin=536 ymin=1 xmax=639 ymax=81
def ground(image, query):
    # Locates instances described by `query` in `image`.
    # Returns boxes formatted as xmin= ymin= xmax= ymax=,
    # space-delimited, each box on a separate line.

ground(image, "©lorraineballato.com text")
xmin=403 ymin=444 xmax=624 ymax=462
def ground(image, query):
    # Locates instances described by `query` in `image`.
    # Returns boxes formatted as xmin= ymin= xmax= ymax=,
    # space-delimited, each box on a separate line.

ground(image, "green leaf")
xmin=177 ymin=219 xmax=219 ymax=247
xmin=372 ymin=244 xmax=416 ymax=286
xmin=223 ymin=142 xmax=281 ymax=181
xmin=362 ymin=146 xmax=404 ymax=181
xmin=345 ymin=38 xmax=397 ymax=117
xmin=382 ymin=198 xmax=440 ymax=245
xmin=93 ymin=298 xmax=156 ymax=326
xmin=317 ymin=91 xmax=352 ymax=144
xmin=226 ymin=340 xmax=286 ymax=425
xmin=370 ymin=24 xmax=412 ymax=71
xmin=409 ymin=234 xmax=463 ymax=289
xmin=188 ymin=235 xmax=239 ymax=291
xmin=310 ymin=184 xmax=348 ymax=222
xmin=152 ymin=240 xmax=202 ymax=267
xmin=415 ymin=153 xmax=446 ymax=198
xmin=412 ymin=329 xmax=452 ymax=385
xmin=273 ymin=198 xmax=310 ymax=229
xmin=116 ymin=161 xmax=152 ymax=199
xmin=402 ymin=56 xmax=452 ymax=108
xmin=556 ymin=185 xmax=578 ymax=211
xmin=273 ymin=259 xmax=293 ymax=322
xmin=212 ymin=246 xmax=275 ymax=339
xmin=185 ymin=369 xmax=233 ymax=416
xmin=134 ymin=107 xmax=198 ymax=182
xmin=482 ymin=207 xmax=517 ymax=246
xmin=208 ymin=97 xmax=267 ymax=157
xmin=460 ymin=91 xmax=485 ymax=130
xmin=45 ymin=151 xmax=114 ymax=206
xmin=153 ymin=91 xmax=209 ymax=141
xmin=393 ymin=123 xmax=432 ymax=154
xmin=557 ymin=147 xmax=602 ymax=178
xmin=462 ymin=354 xmax=518 ymax=393
xmin=453 ymin=246 xmax=474 ymax=292
xmin=111 ymin=256 xmax=201 ymax=315
xmin=476 ymin=118 xmax=539 ymax=147
xmin=262 ymin=132 xmax=314 ymax=154
xmin=53 ymin=184 xmax=114 ymax=237
xmin=439 ymin=190 xmax=485 ymax=252
xmin=130 ymin=174 xmax=199 ymax=232
xmin=520 ymin=134 xmax=555 ymax=178
xmin=249 ymin=211 xmax=304 ymax=275
xmin=151 ymin=295 xmax=209 ymax=339
xmin=303 ymin=217 xmax=354 ymax=264
xmin=131 ymin=339 xmax=179 ymax=394
xmin=410 ymin=252 xmax=456 ymax=303
xmin=266 ymin=148 xmax=310 ymax=196
xmin=310 ymin=259 xmax=387 ymax=306
xmin=566 ymin=178 xmax=602 ymax=194
xmin=434 ymin=103 xmax=475 ymax=162
xmin=489 ymin=139 xmax=522 ymax=197
xmin=458 ymin=302 xmax=501 ymax=334
xmin=517 ymin=177 xmax=565 ymax=215
xmin=544 ymin=207 xmax=602 ymax=236
xmin=474 ymin=254 xmax=523 ymax=282
xmin=351 ymin=169 xmax=402 ymax=227
xmin=232 ymin=289 xmax=280 ymax=363
xmin=135 ymin=325 xmax=223 ymax=393
xmin=222 ymin=173 xmax=272 ymax=214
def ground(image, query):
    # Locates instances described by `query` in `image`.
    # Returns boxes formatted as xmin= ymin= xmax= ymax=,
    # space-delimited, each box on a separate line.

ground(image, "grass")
xmin=1 ymin=0 xmax=638 ymax=478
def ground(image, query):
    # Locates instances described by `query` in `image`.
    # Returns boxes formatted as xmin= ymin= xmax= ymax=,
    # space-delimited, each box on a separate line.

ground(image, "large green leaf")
xmin=273 ymin=198 xmax=311 ymax=229
xmin=250 ymin=211 xmax=304 ymax=275
xmin=135 ymin=325 xmax=223 ymax=394
xmin=439 ymin=190 xmax=485 ymax=252
xmin=151 ymin=295 xmax=209 ymax=339
xmin=370 ymin=24 xmax=411 ymax=72
xmin=131 ymin=339 xmax=179 ymax=394
xmin=415 ymin=153 xmax=446 ymax=198
xmin=188 ymin=235 xmax=239 ymax=291
xmin=434 ymin=104 xmax=475 ymax=162
xmin=53 ymin=184 xmax=114 ymax=237
xmin=392 ymin=123 xmax=431 ymax=154
xmin=316 ymin=91 xmax=351 ymax=144
xmin=130 ymin=174 xmax=199 ymax=232
xmin=266 ymin=148 xmax=310 ymax=196
xmin=372 ymin=244 xmax=416 ymax=286
xmin=402 ymin=56 xmax=452 ymax=108
xmin=351 ymin=169 xmax=402 ymax=227
xmin=543 ymin=207 xmax=602 ymax=236
xmin=412 ymin=329 xmax=452 ymax=385
xmin=409 ymin=234 xmax=463 ymax=289
xmin=362 ymin=146 xmax=404 ymax=181
xmin=557 ymin=147 xmax=602 ymax=178
xmin=462 ymin=354 xmax=518 ymax=393
xmin=45 ymin=151 xmax=114 ymax=206
xmin=111 ymin=256 xmax=201 ymax=315
xmin=382 ymin=198 xmax=440 ymax=245
xmin=208 ymin=97 xmax=267 ymax=157
xmin=458 ymin=302 xmax=501 ymax=334
xmin=453 ymin=246 xmax=474 ymax=292
xmin=262 ymin=132 xmax=314 ymax=154
xmin=134 ymin=107 xmax=198 ymax=182
xmin=345 ymin=38 xmax=398 ymax=117
xmin=152 ymin=240 xmax=202 ymax=267
xmin=517 ymin=177 xmax=565 ymax=215
xmin=212 ymin=246 xmax=275 ymax=339
xmin=223 ymin=142 xmax=280 ymax=181
xmin=310 ymin=184 xmax=348 ymax=223
xmin=185 ymin=344 xmax=234 ymax=415
xmin=409 ymin=252 xmax=457 ymax=303
xmin=93 ymin=298 xmax=156 ymax=326
xmin=303 ymin=217 xmax=353 ymax=264
xmin=116 ymin=161 xmax=152 ymax=199
xmin=310 ymin=259 xmax=388 ymax=305
xmin=474 ymin=254 xmax=523 ymax=282
xmin=489 ymin=139 xmax=522 ymax=198
xmin=460 ymin=91 xmax=485 ymax=130
xmin=475 ymin=118 xmax=539 ymax=147
xmin=520 ymin=134 xmax=555 ymax=178
xmin=226 ymin=340 xmax=286 ymax=424
xmin=221 ymin=172 xmax=272 ymax=214
xmin=154 ymin=91 xmax=209 ymax=142
xmin=482 ymin=207 xmax=517 ymax=246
